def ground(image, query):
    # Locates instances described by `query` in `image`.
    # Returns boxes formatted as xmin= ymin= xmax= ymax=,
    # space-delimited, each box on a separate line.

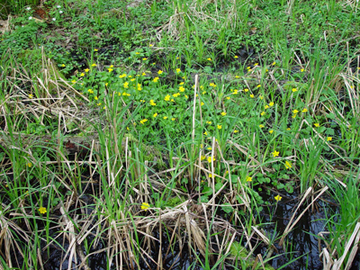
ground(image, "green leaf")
xmin=200 ymin=195 xmax=209 ymax=203
xmin=285 ymin=182 xmax=294 ymax=193
xmin=326 ymin=128 xmax=335 ymax=135
xmin=221 ymin=203 xmax=233 ymax=214
xmin=277 ymin=183 xmax=285 ymax=189
xmin=215 ymin=182 xmax=223 ymax=192
xmin=202 ymin=186 xmax=212 ymax=196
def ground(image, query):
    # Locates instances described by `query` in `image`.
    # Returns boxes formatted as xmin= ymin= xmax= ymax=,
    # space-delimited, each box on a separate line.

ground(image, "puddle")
xmin=258 ymin=191 xmax=359 ymax=270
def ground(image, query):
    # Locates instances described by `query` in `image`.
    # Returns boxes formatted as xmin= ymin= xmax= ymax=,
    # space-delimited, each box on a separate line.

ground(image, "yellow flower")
xmin=171 ymin=118 xmax=176 ymax=121
xmin=234 ymin=55 xmax=238 ymax=59
xmin=94 ymin=49 xmax=98 ymax=52
xmin=141 ymin=202 xmax=150 ymax=211
xmin=176 ymin=68 xmax=181 ymax=73
xmin=246 ymin=176 xmax=252 ymax=182
xmin=259 ymin=124 xmax=264 ymax=128
xmin=250 ymin=94 xmax=255 ymax=98
xmin=119 ymin=73 xmax=127 ymax=78
xmin=292 ymin=88 xmax=297 ymax=92
xmin=221 ymin=112 xmax=226 ymax=116
xmin=28 ymin=94 xmax=33 ymax=99
xmin=61 ymin=64 xmax=65 ymax=67
xmin=27 ymin=162 xmax=32 ymax=167
xmin=233 ymin=130 xmax=239 ymax=133
xmin=209 ymin=82 xmax=216 ymax=87
xmin=261 ymin=111 xmax=266 ymax=116
xmin=269 ymin=102 xmax=274 ymax=107
xmin=150 ymin=100 xmax=156 ymax=106
xmin=38 ymin=207 xmax=47 ymax=214
xmin=80 ymin=73 xmax=85 ymax=77
xmin=293 ymin=109 xmax=299 ymax=114
xmin=269 ymin=129 xmax=274 ymax=134
xmin=285 ymin=160 xmax=292 ymax=169
xmin=274 ymin=195 xmax=282 ymax=202
xmin=153 ymin=113 xmax=158 ymax=117
xmin=259 ymin=95 xmax=263 ymax=100
xmin=264 ymin=105 xmax=269 ymax=109
xmin=207 ymin=156 xmax=216 ymax=163
xmin=314 ymin=123 xmax=320 ymax=127
xmin=137 ymin=83 xmax=142 ymax=91
xmin=256 ymin=84 xmax=261 ymax=88
xmin=140 ymin=119 xmax=148 ymax=124
xmin=204 ymin=131 xmax=207 ymax=135
xmin=87 ymin=89 xmax=94 ymax=94
xmin=300 ymin=68 xmax=305 ymax=72
xmin=91 ymin=63 xmax=97 ymax=67
xmin=123 ymin=82 xmax=129 ymax=88
xmin=233 ymin=90 xmax=238 ymax=95
xmin=179 ymin=86 xmax=185 ymax=92
xmin=71 ymin=80 xmax=76 ymax=84
xmin=163 ymin=116 xmax=168 ymax=120
xmin=327 ymin=137 xmax=332 ymax=141
xmin=272 ymin=151 xmax=279 ymax=157
xmin=206 ymin=121 xmax=212 ymax=124
xmin=217 ymin=125 xmax=222 ymax=129
xmin=244 ymin=88 xmax=249 ymax=92
xmin=153 ymin=77 xmax=159 ymax=82
xmin=108 ymin=68 xmax=113 ymax=72
xmin=292 ymin=113 xmax=297 ymax=119
xmin=207 ymin=58 xmax=212 ymax=61
xmin=173 ymin=93 xmax=180 ymax=97
xmin=149 ymin=44 xmax=154 ymax=47
xmin=272 ymin=61 xmax=276 ymax=66
xmin=302 ymin=108 xmax=308 ymax=113
xmin=201 ymin=155 xmax=206 ymax=161
xmin=163 ymin=95 xmax=170 ymax=101
xmin=142 ymin=58 xmax=147 ymax=61
xmin=158 ymin=70 xmax=163 ymax=75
